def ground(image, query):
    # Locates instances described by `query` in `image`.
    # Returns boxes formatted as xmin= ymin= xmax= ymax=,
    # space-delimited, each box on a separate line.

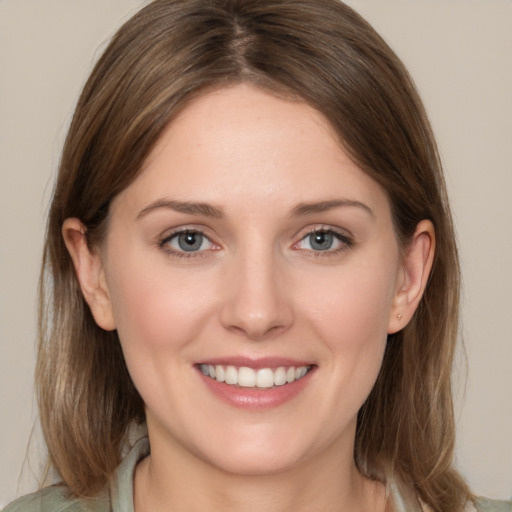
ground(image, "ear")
xmin=388 ymin=219 xmax=435 ymax=334
xmin=62 ymin=218 xmax=116 ymax=331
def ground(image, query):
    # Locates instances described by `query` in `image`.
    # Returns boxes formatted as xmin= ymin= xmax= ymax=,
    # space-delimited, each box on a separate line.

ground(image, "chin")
xmin=203 ymin=447 xmax=303 ymax=477
xmin=190 ymin=424 xmax=321 ymax=477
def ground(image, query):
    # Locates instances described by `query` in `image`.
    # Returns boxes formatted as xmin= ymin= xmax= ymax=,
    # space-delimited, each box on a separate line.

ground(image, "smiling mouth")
xmin=199 ymin=364 xmax=313 ymax=389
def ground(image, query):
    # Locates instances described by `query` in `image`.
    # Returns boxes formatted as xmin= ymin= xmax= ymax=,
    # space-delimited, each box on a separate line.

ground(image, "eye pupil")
xmin=310 ymin=231 xmax=334 ymax=251
xmin=178 ymin=232 xmax=203 ymax=251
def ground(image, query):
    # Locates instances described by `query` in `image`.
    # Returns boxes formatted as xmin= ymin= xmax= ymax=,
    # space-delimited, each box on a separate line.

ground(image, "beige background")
xmin=0 ymin=0 xmax=511 ymax=507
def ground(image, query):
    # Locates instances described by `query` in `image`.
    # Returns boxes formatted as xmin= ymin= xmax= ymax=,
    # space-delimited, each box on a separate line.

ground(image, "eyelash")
xmin=158 ymin=229 xmax=217 ymax=259
xmin=293 ymin=227 xmax=354 ymax=257
xmin=158 ymin=227 xmax=354 ymax=259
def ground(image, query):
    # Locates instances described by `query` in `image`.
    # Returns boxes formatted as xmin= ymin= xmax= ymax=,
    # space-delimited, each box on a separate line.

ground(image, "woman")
xmin=4 ymin=1 xmax=510 ymax=511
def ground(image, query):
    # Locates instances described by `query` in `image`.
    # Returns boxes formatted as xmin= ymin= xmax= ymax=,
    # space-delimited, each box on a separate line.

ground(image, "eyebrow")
xmin=290 ymin=199 xmax=375 ymax=218
xmin=136 ymin=198 xmax=374 ymax=220
xmin=136 ymin=199 xmax=223 ymax=219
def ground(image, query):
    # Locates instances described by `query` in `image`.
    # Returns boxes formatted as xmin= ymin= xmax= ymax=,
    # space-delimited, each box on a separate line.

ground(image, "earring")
xmin=397 ymin=313 xmax=403 ymax=320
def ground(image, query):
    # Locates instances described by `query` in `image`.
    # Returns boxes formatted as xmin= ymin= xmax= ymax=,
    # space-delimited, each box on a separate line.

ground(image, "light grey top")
xmin=3 ymin=437 xmax=511 ymax=512
xmin=2 ymin=436 xmax=149 ymax=512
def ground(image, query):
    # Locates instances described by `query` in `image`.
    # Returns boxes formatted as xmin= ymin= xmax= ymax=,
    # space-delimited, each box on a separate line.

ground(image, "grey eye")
xmin=162 ymin=230 xmax=214 ymax=254
xmin=295 ymin=229 xmax=350 ymax=253
xmin=176 ymin=232 xmax=205 ymax=251
xmin=308 ymin=231 xmax=335 ymax=251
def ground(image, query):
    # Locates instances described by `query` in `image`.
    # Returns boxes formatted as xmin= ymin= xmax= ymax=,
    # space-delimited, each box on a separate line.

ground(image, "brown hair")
xmin=37 ymin=0 xmax=470 ymax=509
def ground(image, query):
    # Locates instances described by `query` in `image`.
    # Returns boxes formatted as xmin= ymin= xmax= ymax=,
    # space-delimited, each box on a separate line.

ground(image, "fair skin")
xmin=63 ymin=84 xmax=434 ymax=512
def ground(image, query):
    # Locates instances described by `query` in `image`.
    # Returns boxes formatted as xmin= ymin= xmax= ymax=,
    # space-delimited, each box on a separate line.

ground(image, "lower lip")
xmin=197 ymin=368 xmax=315 ymax=410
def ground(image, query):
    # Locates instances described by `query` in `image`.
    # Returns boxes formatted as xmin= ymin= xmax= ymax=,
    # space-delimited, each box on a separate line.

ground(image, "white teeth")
xmin=256 ymin=368 xmax=274 ymax=388
xmin=238 ymin=367 xmax=256 ymax=387
xmin=295 ymin=366 xmax=307 ymax=379
xmin=215 ymin=365 xmax=225 ymax=382
xmin=274 ymin=366 xmax=287 ymax=386
xmin=200 ymin=364 xmax=311 ymax=388
xmin=225 ymin=365 xmax=238 ymax=385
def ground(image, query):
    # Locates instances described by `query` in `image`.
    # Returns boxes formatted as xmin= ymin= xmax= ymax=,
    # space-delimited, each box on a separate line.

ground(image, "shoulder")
xmin=2 ymin=486 xmax=110 ymax=512
xmin=472 ymin=497 xmax=512 ymax=512
xmin=2 ymin=435 xmax=149 ymax=512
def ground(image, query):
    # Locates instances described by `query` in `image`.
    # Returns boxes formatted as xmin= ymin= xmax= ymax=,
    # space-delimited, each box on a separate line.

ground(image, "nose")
xmin=219 ymin=248 xmax=294 ymax=341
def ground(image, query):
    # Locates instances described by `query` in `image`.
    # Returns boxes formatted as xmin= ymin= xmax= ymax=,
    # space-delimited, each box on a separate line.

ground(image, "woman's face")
xmin=96 ymin=85 xmax=407 ymax=475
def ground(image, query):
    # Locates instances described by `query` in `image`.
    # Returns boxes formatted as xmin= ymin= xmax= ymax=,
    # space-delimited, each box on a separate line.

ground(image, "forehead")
xmin=114 ymin=84 xmax=389 ymax=218
xmin=146 ymin=84 xmax=339 ymax=170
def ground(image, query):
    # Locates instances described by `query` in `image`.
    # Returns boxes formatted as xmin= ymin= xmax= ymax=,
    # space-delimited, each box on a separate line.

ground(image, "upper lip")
xmin=196 ymin=356 xmax=314 ymax=369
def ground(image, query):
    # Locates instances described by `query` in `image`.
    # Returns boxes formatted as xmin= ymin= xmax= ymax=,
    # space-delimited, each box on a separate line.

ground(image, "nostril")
xmin=226 ymin=322 xmax=286 ymax=341
xmin=218 ymin=267 xmax=294 ymax=339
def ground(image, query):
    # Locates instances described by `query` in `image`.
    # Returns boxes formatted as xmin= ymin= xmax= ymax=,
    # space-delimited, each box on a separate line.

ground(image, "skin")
xmin=64 ymin=84 xmax=435 ymax=512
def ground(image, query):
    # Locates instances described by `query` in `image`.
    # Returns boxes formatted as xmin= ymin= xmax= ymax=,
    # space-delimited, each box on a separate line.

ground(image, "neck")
xmin=134 ymin=428 xmax=386 ymax=512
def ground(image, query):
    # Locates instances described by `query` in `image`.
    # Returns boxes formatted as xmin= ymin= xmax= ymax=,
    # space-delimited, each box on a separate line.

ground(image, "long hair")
xmin=37 ymin=1 xmax=469 ymax=509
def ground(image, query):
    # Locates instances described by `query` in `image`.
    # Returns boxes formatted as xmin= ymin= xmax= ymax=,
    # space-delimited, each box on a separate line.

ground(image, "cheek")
xmin=301 ymin=261 xmax=396 ymax=343
xmin=296 ymin=255 xmax=397 ymax=392
xmin=104 ymin=258 xmax=221 ymax=421
xmin=106 ymin=256 xmax=216 ymax=355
